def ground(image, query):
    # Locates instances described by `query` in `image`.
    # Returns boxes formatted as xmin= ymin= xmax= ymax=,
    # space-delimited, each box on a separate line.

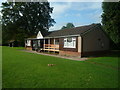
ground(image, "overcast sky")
xmin=0 ymin=0 xmax=103 ymax=31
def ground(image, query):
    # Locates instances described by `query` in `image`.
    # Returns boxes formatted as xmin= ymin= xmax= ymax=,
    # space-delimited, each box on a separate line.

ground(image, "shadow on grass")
xmin=82 ymin=50 xmax=120 ymax=58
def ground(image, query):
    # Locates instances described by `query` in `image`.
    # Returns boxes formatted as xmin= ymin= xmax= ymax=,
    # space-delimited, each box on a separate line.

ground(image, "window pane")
xmin=72 ymin=37 xmax=76 ymax=48
xmin=64 ymin=38 xmax=67 ymax=47
xmin=64 ymin=37 xmax=76 ymax=48
xmin=27 ymin=40 xmax=31 ymax=46
xmin=67 ymin=37 xmax=72 ymax=42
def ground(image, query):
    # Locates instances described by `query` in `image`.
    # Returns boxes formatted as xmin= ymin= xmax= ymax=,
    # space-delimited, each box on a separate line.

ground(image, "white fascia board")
xmin=37 ymin=31 xmax=43 ymax=39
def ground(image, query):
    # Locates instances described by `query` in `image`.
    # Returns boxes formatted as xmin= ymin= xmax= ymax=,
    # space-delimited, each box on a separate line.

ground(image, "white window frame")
xmin=64 ymin=37 xmax=76 ymax=48
xmin=27 ymin=40 xmax=31 ymax=46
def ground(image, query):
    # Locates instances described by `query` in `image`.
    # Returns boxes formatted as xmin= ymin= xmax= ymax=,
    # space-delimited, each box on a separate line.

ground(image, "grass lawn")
xmin=2 ymin=46 xmax=119 ymax=88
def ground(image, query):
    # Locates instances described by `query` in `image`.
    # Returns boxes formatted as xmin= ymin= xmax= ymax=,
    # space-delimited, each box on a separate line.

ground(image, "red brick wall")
xmin=59 ymin=50 xmax=81 ymax=57
xmin=26 ymin=46 xmax=32 ymax=51
xmin=81 ymin=50 xmax=109 ymax=57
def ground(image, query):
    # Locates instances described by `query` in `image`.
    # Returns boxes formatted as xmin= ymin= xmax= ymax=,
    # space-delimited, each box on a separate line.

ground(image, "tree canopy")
xmin=1 ymin=1 xmax=55 ymax=46
xmin=101 ymin=2 xmax=120 ymax=48
xmin=61 ymin=23 xmax=75 ymax=30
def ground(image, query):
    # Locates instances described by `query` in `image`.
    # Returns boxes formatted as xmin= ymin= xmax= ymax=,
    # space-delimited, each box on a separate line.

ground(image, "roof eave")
xmin=44 ymin=34 xmax=80 ymax=39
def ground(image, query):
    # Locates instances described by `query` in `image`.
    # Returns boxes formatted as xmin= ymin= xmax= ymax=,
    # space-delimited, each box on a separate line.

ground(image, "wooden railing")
xmin=43 ymin=44 xmax=59 ymax=52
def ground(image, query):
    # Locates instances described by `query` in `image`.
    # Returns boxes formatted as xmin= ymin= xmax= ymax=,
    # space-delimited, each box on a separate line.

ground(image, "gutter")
xmin=44 ymin=34 xmax=80 ymax=39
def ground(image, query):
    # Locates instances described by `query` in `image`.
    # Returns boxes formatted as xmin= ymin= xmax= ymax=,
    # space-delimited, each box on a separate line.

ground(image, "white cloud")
xmin=86 ymin=10 xmax=102 ymax=23
xmin=50 ymin=2 xmax=102 ymax=19
xmin=49 ymin=25 xmax=60 ymax=31
xmin=0 ymin=0 xmax=6 ymax=3
xmin=50 ymin=2 xmax=72 ymax=18
xmin=75 ymin=13 xmax=81 ymax=17
xmin=49 ymin=23 xmax=66 ymax=31
xmin=64 ymin=13 xmax=81 ymax=17
xmin=0 ymin=0 xmax=7 ymax=16
xmin=71 ymin=2 xmax=102 ymax=11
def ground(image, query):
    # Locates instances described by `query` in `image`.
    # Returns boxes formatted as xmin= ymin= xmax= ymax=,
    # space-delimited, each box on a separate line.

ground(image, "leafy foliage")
xmin=101 ymin=2 xmax=120 ymax=48
xmin=1 ymin=2 xmax=55 ymax=46
xmin=61 ymin=23 xmax=75 ymax=30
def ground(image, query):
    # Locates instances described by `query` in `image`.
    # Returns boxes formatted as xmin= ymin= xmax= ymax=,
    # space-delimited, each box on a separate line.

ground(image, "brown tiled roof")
xmin=46 ymin=23 xmax=101 ymax=37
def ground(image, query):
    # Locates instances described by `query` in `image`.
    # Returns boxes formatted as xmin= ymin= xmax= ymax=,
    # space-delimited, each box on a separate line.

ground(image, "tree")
xmin=1 ymin=1 xmax=55 ymax=46
xmin=101 ymin=2 xmax=120 ymax=48
xmin=66 ymin=23 xmax=75 ymax=28
xmin=61 ymin=26 xmax=66 ymax=29
xmin=61 ymin=23 xmax=75 ymax=29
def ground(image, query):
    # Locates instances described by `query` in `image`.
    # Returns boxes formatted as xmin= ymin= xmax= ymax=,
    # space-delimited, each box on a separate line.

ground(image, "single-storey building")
xmin=9 ymin=40 xmax=19 ymax=47
xmin=25 ymin=23 xmax=110 ymax=57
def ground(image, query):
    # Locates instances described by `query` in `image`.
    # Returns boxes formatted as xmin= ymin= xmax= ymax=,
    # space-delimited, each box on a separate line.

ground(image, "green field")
xmin=2 ymin=46 xmax=119 ymax=88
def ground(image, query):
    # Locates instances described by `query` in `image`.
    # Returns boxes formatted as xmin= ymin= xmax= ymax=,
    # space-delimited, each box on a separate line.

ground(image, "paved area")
xmin=21 ymin=50 xmax=88 ymax=61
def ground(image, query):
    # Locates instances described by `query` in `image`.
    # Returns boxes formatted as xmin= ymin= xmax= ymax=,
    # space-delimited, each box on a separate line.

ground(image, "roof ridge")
xmin=49 ymin=23 xmax=100 ymax=32
xmin=46 ymin=23 xmax=101 ymax=37
xmin=80 ymin=23 xmax=101 ymax=36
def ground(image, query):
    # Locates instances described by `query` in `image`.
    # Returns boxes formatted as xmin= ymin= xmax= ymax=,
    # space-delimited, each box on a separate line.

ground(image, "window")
xmin=55 ymin=39 xmax=59 ymax=45
xmin=27 ymin=40 xmax=31 ymax=46
xmin=64 ymin=37 xmax=76 ymax=48
xmin=38 ymin=40 xmax=41 ymax=47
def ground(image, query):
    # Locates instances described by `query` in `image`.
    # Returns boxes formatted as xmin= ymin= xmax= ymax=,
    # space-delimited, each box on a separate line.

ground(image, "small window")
xmin=38 ymin=40 xmax=41 ymax=47
xmin=27 ymin=40 xmax=31 ymax=46
xmin=55 ymin=39 xmax=59 ymax=45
